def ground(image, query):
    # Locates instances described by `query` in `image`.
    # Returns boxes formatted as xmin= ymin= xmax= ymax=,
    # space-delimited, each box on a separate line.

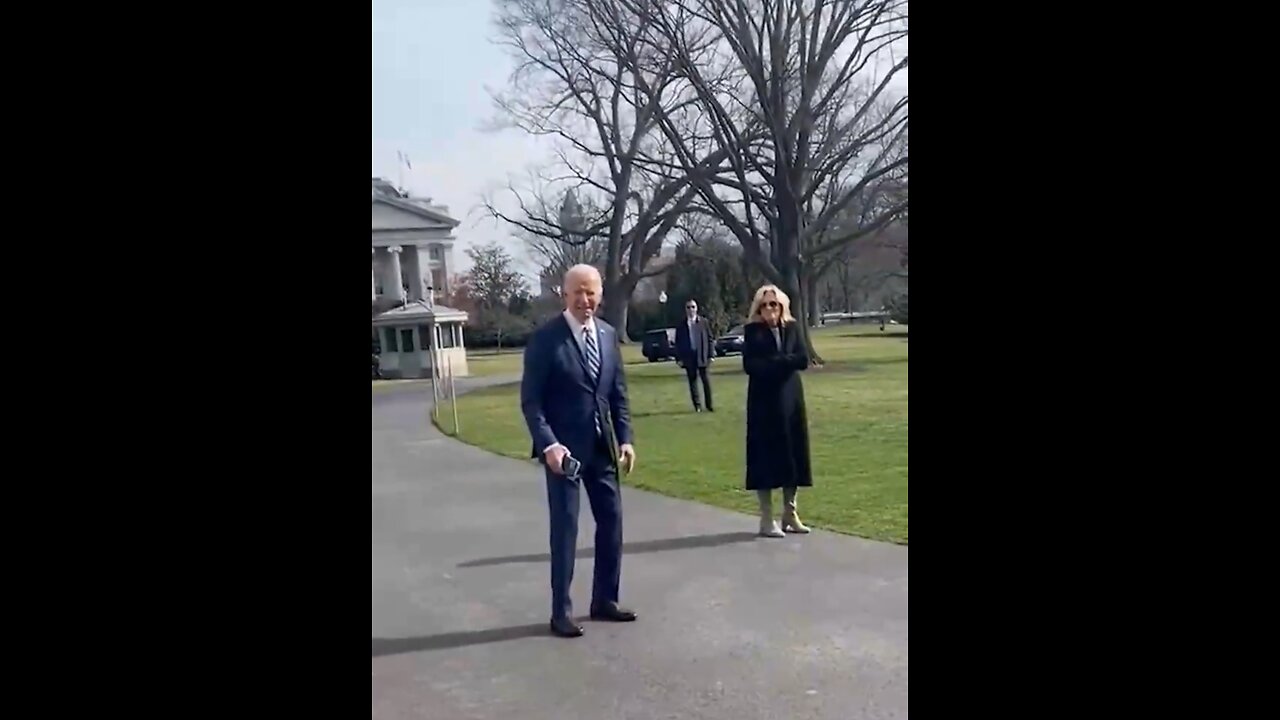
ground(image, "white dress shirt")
xmin=563 ymin=310 xmax=598 ymax=357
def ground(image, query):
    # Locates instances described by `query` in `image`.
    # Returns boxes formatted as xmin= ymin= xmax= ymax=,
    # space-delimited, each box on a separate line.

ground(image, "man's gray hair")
xmin=562 ymin=264 xmax=602 ymax=289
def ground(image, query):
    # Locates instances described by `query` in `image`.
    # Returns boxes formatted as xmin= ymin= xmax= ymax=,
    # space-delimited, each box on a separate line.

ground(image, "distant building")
xmin=371 ymin=177 xmax=458 ymax=304
xmin=372 ymin=178 xmax=471 ymax=377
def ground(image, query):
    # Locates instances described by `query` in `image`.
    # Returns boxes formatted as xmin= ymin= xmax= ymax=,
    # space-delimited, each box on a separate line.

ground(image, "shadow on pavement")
xmin=457 ymin=531 xmax=759 ymax=568
xmin=372 ymin=618 xmax=589 ymax=657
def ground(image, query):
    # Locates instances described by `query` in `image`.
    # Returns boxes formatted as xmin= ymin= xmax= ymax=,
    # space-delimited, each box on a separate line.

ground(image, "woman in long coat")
xmin=742 ymin=284 xmax=814 ymax=538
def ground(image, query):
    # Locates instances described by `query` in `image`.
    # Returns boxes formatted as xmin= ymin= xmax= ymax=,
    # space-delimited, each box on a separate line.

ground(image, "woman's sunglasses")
xmin=763 ymin=301 xmax=780 ymax=309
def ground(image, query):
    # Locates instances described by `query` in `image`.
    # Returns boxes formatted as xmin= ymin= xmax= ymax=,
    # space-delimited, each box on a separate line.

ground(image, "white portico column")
xmin=436 ymin=248 xmax=450 ymax=300
xmin=407 ymin=245 xmax=426 ymax=302
xmin=371 ymin=248 xmax=376 ymax=300
xmin=384 ymin=246 xmax=405 ymax=303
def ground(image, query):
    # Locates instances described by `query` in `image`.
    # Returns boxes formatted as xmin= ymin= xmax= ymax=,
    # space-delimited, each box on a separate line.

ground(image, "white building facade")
xmin=372 ymin=178 xmax=458 ymax=304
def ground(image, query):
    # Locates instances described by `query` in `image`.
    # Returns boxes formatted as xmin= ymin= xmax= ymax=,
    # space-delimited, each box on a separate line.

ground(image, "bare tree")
xmin=520 ymin=188 xmax=610 ymax=294
xmin=486 ymin=0 xmax=736 ymax=337
xmin=818 ymin=221 xmax=905 ymax=313
xmin=614 ymin=0 xmax=908 ymax=362
xmin=799 ymin=173 xmax=905 ymax=323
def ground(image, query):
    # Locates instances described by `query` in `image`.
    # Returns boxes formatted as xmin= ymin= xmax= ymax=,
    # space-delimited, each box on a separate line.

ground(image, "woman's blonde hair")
xmin=747 ymin=284 xmax=796 ymax=325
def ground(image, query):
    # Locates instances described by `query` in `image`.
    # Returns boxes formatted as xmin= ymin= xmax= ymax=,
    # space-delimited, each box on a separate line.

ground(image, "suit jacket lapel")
xmin=558 ymin=316 xmax=591 ymax=387
xmin=593 ymin=325 xmax=610 ymax=392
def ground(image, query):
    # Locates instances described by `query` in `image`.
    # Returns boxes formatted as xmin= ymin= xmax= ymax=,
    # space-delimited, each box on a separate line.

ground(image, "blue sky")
xmin=372 ymin=0 xmax=551 ymax=277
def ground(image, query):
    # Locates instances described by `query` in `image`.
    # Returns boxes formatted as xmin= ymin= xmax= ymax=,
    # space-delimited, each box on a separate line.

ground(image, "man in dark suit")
xmin=674 ymin=299 xmax=715 ymax=412
xmin=520 ymin=264 xmax=638 ymax=638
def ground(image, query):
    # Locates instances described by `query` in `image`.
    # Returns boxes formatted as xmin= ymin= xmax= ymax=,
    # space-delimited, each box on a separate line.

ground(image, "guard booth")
xmin=371 ymin=300 xmax=469 ymax=379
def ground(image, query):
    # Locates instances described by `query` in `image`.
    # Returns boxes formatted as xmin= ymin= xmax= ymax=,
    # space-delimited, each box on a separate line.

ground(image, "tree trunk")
xmin=805 ymin=269 xmax=820 ymax=327
xmin=779 ymin=267 xmax=822 ymax=366
xmin=602 ymin=276 xmax=638 ymax=342
xmin=793 ymin=302 xmax=821 ymax=366
xmin=601 ymin=301 xmax=631 ymax=342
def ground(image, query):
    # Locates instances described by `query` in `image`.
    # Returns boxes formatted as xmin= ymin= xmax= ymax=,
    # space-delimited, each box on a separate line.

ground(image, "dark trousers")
xmin=685 ymin=364 xmax=713 ymax=410
xmin=545 ymin=441 xmax=622 ymax=621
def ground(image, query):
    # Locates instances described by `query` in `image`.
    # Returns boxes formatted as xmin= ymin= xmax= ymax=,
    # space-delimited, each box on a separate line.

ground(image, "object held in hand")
xmin=562 ymin=454 xmax=583 ymax=480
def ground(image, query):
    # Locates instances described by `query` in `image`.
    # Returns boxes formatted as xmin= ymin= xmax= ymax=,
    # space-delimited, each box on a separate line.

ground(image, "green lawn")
xmin=468 ymin=344 xmax=658 ymax=377
xmin=465 ymin=349 xmax=528 ymax=378
xmin=372 ymin=343 xmax=644 ymax=383
xmin=441 ymin=325 xmax=908 ymax=544
xmin=372 ymin=379 xmax=433 ymax=393
xmin=371 ymin=349 xmax=530 ymax=389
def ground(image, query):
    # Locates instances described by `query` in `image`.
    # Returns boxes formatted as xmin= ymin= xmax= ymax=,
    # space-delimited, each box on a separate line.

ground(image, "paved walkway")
xmin=372 ymin=378 xmax=908 ymax=720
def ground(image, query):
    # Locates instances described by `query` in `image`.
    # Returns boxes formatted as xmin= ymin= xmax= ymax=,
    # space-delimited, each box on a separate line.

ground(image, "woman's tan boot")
xmin=757 ymin=490 xmax=785 ymax=537
xmin=781 ymin=487 xmax=811 ymax=534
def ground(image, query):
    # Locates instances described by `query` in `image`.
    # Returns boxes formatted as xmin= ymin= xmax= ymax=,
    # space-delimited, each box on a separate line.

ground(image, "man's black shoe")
xmin=590 ymin=603 xmax=638 ymax=622
xmin=550 ymin=618 xmax=585 ymax=637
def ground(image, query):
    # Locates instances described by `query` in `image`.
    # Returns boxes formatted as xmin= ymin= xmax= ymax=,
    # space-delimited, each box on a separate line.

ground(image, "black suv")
xmin=714 ymin=324 xmax=745 ymax=356
xmin=642 ymin=328 xmax=677 ymax=362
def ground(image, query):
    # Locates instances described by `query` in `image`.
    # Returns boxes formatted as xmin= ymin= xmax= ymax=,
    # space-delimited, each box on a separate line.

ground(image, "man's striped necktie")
xmin=583 ymin=326 xmax=601 ymax=382
xmin=583 ymin=327 xmax=602 ymax=436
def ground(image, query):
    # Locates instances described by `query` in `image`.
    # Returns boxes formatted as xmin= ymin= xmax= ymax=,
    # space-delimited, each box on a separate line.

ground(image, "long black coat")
xmin=743 ymin=321 xmax=813 ymax=490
